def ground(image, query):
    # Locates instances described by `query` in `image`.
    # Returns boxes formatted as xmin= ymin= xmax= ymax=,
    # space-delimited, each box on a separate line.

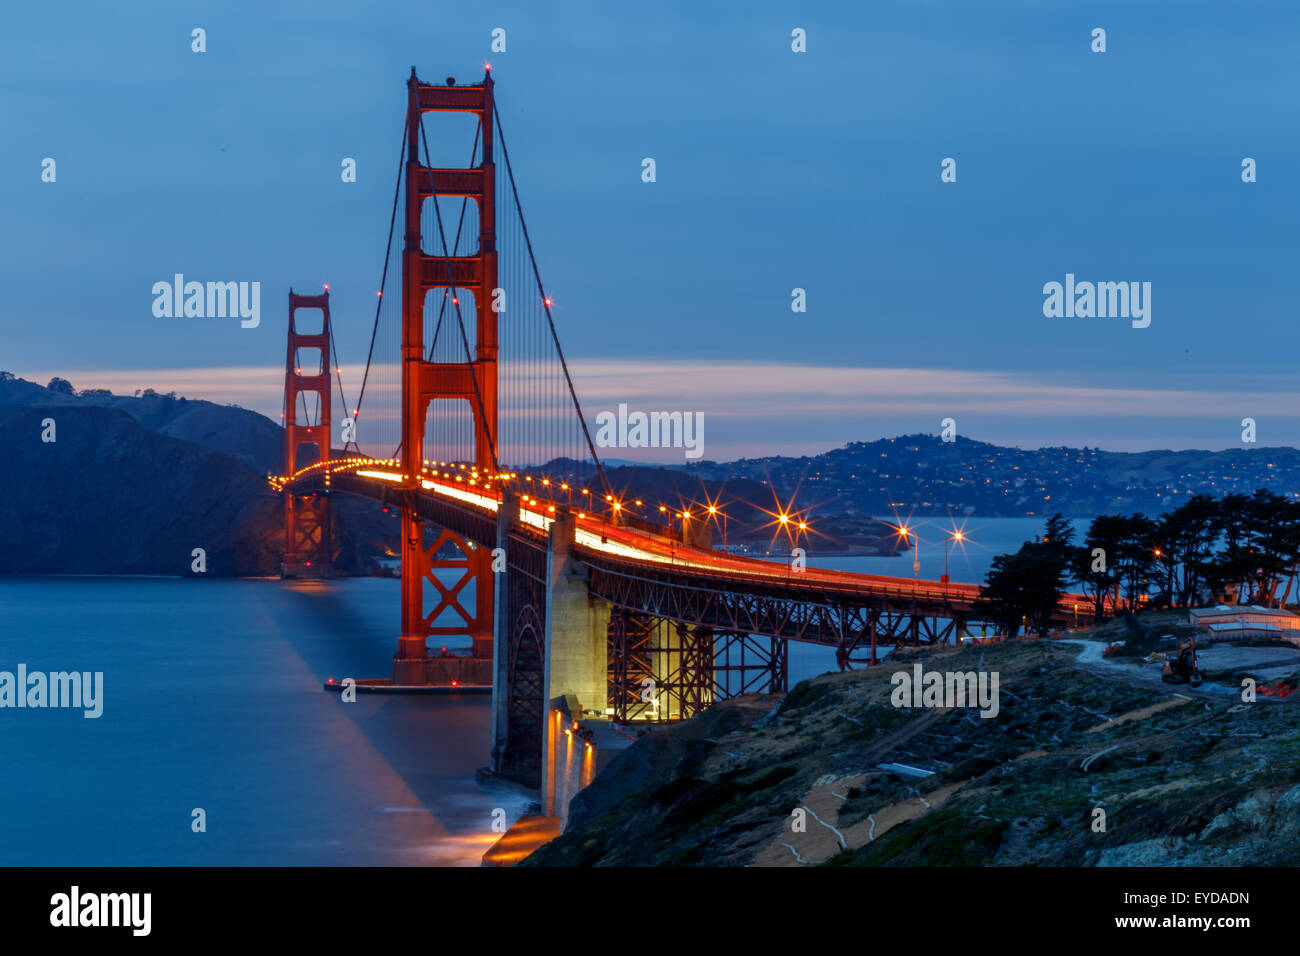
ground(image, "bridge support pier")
xmin=541 ymin=508 xmax=609 ymax=724
xmin=540 ymin=507 xmax=611 ymax=816
xmin=492 ymin=501 xmax=613 ymax=795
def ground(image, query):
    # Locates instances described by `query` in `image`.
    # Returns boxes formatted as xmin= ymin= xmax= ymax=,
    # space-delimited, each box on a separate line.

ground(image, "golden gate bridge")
xmin=270 ymin=68 xmax=1092 ymax=812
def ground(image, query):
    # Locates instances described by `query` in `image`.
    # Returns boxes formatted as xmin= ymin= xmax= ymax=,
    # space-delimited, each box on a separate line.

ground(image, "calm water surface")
xmin=0 ymin=517 xmax=1068 ymax=864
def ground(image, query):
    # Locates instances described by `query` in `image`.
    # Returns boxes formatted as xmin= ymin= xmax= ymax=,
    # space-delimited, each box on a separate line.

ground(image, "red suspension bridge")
xmin=272 ymin=68 xmax=1093 ymax=800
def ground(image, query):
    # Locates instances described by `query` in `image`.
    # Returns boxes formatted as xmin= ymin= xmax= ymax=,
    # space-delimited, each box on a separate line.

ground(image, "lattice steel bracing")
xmin=500 ymin=530 xmax=548 ymax=785
xmin=607 ymin=615 xmax=788 ymax=724
xmin=607 ymin=610 xmax=656 ymax=723
xmin=282 ymin=289 xmax=334 ymax=578
xmin=716 ymin=632 xmax=788 ymax=696
xmin=395 ymin=70 xmax=500 ymax=679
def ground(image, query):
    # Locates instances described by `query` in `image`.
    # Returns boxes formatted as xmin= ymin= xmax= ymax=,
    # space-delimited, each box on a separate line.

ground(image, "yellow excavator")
xmin=1161 ymin=636 xmax=1203 ymax=686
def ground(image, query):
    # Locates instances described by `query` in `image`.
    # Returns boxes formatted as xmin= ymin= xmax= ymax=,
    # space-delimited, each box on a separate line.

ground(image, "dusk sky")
xmin=5 ymin=0 xmax=1299 ymax=460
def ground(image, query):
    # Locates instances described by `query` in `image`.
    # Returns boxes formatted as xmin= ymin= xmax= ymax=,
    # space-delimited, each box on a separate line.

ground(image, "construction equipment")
xmin=1161 ymin=636 xmax=1203 ymax=686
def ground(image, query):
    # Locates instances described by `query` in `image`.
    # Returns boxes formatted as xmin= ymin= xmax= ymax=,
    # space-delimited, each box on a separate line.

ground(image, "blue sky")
xmin=4 ymin=0 xmax=1299 ymax=459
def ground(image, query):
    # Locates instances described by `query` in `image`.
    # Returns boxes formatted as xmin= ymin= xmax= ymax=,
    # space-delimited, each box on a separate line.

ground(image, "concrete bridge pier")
xmin=487 ymin=502 xmax=628 ymax=858
xmin=540 ymin=507 xmax=611 ymax=816
xmin=489 ymin=502 xmax=614 ymax=791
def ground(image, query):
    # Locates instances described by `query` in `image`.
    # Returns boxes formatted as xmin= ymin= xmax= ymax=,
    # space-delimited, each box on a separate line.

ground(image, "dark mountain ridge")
xmin=0 ymin=375 xmax=393 ymax=575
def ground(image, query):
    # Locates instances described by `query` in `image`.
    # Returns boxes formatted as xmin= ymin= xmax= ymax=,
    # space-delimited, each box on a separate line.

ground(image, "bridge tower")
xmin=282 ymin=289 xmax=334 ymax=578
xmin=394 ymin=68 xmax=499 ymax=684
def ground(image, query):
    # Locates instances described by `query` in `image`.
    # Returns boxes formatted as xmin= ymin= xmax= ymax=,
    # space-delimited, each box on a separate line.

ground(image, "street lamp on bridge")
xmin=894 ymin=523 xmax=920 ymax=580
xmin=943 ymin=528 xmax=967 ymax=590
xmin=707 ymin=504 xmax=728 ymax=550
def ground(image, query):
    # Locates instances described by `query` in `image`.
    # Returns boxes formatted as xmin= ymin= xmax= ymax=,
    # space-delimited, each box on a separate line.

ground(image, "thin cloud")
xmin=19 ymin=360 xmax=1298 ymax=458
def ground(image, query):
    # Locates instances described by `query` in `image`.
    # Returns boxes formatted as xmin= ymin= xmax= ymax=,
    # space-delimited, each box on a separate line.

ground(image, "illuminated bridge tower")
xmin=394 ymin=68 xmax=499 ymax=685
xmin=282 ymin=289 xmax=334 ymax=579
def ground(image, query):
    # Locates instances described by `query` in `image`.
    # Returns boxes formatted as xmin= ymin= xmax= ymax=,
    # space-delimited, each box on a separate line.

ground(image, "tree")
xmin=1114 ymin=513 xmax=1158 ymax=610
xmin=1205 ymin=493 xmax=1257 ymax=603
xmin=1041 ymin=512 xmax=1076 ymax=565
xmin=1075 ymin=514 xmax=1129 ymax=618
xmin=977 ymin=515 xmax=1073 ymax=637
xmin=46 ymin=377 xmax=74 ymax=394
xmin=1157 ymin=494 xmax=1219 ymax=606
xmin=1232 ymin=489 xmax=1300 ymax=606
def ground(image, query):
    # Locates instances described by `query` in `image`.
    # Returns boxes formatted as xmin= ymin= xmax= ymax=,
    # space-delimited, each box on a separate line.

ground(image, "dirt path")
xmin=1057 ymin=638 xmax=1290 ymax=704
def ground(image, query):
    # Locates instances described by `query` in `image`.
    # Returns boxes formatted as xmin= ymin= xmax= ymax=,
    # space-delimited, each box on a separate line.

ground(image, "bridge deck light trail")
xmin=278 ymin=460 xmax=1092 ymax=631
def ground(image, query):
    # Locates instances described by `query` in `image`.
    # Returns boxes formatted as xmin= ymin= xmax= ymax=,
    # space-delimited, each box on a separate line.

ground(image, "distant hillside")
xmin=0 ymin=374 xmax=396 ymax=576
xmin=0 ymin=404 xmax=282 ymax=575
xmin=538 ymin=459 xmax=902 ymax=554
xmin=680 ymin=434 xmax=1300 ymax=518
xmin=0 ymin=374 xmax=281 ymax=474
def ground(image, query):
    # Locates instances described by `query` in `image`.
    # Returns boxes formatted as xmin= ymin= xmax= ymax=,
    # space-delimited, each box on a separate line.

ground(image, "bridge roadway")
xmin=276 ymin=457 xmax=1094 ymax=640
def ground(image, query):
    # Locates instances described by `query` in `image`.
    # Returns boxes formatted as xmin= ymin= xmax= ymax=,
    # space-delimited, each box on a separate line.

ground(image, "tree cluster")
xmin=976 ymin=490 xmax=1300 ymax=636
